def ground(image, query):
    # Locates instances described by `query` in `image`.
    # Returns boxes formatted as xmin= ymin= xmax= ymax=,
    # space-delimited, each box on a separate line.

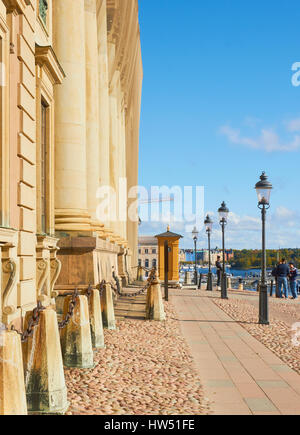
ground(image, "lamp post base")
xmin=194 ymin=272 xmax=198 ymax=286
xmin=221 ymin=274 xmax=228 ymax=299
xmin=206 ymin=272 xmax=213 ymax=291
xmin=259 ymin=283 xmax=269 ymax=325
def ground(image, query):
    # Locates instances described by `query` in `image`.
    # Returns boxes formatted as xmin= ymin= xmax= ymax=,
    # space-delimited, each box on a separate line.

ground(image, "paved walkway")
xmin=171 ymin=290 xmax=300 ymax=415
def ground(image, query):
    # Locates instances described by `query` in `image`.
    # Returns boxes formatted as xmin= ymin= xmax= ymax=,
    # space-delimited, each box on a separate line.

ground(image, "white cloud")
xmin=220 ymin=123 xmax=300 ymax=153
xmin=273 ymin=206 xmax=296 ymax=220
xmin=243 ymin=116 xmax=262 ymax=128
xmin=286 ymin=118 xmax=300 ymax=133
xmin=139 ymin=207 xmax=300 ymax=249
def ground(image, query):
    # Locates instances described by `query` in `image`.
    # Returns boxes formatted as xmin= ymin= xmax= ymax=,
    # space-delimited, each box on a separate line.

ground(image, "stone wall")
xmin=0 ymin=0 xmax=143 ymax=326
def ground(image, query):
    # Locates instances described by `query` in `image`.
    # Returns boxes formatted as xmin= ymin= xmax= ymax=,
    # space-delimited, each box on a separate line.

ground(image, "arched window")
xmin=152 ymin=259 xmax=157 ymax=268
xmin=145 ymin=259 xmax=149 ymax=269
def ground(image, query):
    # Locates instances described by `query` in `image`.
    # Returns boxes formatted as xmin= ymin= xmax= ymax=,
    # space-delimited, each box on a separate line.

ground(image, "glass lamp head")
xmin=192 ymin=226 xmax=199 ymax=240
xmin=218 ymin=201 xmax=229 ymax=222
xmin=255 ymin=172 xmax=273 ymax=205
xmin=204 ymin=215 xmax=213 ymax=232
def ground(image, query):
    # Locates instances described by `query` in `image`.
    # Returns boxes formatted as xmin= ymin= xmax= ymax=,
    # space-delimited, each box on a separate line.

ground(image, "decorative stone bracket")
xmin=0 ymin=228 xmax=19 ymax=327
xmin=2 ymin=257 xmax=17 ymax=317
xmin=36 ymin=235 xmax=61 ymax=306
xmin=118 ymin=247 xmax=128 ymax=287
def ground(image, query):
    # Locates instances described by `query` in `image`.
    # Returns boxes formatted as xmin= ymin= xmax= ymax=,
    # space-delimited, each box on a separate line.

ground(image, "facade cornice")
xmin=3 ymin=0 xmax=31 ymax=14
xmin=35 ymin=44 xmax=66 ymax=85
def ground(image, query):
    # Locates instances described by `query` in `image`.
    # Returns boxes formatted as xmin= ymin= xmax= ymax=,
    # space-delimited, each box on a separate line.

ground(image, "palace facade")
xmin=0 ymin=0 xmax=142 ymax=328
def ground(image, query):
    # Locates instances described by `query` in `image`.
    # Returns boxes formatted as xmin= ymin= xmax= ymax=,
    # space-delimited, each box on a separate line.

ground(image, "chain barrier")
xmin=58 ymin=288 xmax=79 ymax=330
xmin=109 ymin=268 xmax=156 ymax=298
xmin=57 ymin=282 xmax=107 ymax=329
xmin=11 ymin=301 xmax=45 ymax=343
xmin=4 ymin=269 xmax=156 ymax=343
xmin=85 ymin=281 xmax=106 ymax=305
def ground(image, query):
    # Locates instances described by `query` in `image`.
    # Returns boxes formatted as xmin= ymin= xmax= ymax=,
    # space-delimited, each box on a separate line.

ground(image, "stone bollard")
xmin=147 ymin=271 xmax=166 ymax=322
xmin=137 ymin=266 xmax=144 ymax=282
xmin=23 ymin=307 xmax=69 ymax=414
xmin=146 ymin=274 xmax=154 ymax=319
xmin=184 ymin=271 xmax=192 ymax=285
xmin=60 ymin=295 xmax=94 ymax=369
xmin=101 ymin=283 xmax=116 ymax=330
xmin=227 ymin=276 xmax=232 ymax=290
xmin=238 ymin=280 xmax=244 ymax=291
xmin=89 ymin=289 xmax=105 ymax=349
xmin=0 ymin=329 xmax=27 ymax=415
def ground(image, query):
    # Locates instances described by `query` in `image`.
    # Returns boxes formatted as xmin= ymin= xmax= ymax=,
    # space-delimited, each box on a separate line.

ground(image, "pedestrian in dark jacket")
xmin=216 ymin=256 xmax=222 ymax=289
xmin=289 ymin=263 xmax=298 ymax=299
xmin=276 ymin=259 xmax=290 ymax=298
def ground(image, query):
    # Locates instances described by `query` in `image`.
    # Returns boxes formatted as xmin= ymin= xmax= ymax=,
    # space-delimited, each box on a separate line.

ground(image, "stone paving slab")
xmin=171 ymin=291 xmax=300 ymax=415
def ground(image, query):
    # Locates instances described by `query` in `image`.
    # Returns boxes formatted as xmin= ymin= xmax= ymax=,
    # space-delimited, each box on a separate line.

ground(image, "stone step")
xmin=114 ymin=294 xmax=147 ymax=321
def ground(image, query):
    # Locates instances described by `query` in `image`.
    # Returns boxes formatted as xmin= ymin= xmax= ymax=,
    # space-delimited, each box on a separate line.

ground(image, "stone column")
xmin=85 ymin=0 xmax=101 ymax=225
xmin=109 ymin=69 xmax=120 ymax=238
xmin=96 ymin=0 xmax=111 ymax=235
xmin=119 ymin=99 xmax=127 ymax=242
xmin=53 ymin=0 xmax=90 ymax=231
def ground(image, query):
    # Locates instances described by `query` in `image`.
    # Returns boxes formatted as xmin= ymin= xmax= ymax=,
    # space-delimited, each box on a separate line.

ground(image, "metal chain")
xmin=58 ymin=288 xmax=79 ymax=329
xmin=6 ymin=270 xmax=156 ymax=341
xmin=11 ymin=301 xmax=45 ymax=343
xmin=85 ymin=282 xmax=106 ymax=307
xmin=110 ymin=269 xmax=156 ymax=298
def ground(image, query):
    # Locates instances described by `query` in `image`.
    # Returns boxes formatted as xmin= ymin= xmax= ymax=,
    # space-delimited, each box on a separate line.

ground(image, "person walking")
xmin=276 ymin=259 xmax=290 ymax=299
xmin=216 ymin=256 xmax=222 ymax=290
xmin=289 ymin=263 xmax=298 ymax=300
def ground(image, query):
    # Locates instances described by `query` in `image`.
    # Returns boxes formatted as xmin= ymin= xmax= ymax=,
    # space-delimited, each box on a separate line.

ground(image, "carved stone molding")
xmin=37 ymin=259 xmax=48 ymax=297
xmin=36 ymin=235 xmax=61 ymax=302
xmin=50 ymin=257 xmax=61 ymax=296
xmin=2 ymin=259 xmax=17 ymax=315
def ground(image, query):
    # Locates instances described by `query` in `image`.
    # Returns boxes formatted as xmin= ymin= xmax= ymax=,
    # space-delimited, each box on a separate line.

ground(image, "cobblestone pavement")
xmin=213 ymin=295 xmax=300 ymax=376
xmin=171 ymin=289 xmax=300 ymax=415
xmin=64 ymin=303 xmax=211 ymax=415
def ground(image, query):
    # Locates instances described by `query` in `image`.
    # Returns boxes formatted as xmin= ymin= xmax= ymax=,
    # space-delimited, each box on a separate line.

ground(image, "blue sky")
xmin=137 ymin=0 xmax=300 ymax=249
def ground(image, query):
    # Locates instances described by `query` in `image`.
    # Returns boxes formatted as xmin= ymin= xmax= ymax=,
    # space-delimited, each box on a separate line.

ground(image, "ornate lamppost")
xmin=255 ymin=172 xmax=273 ymax=325
xmin=218 ymin=202 xmax=229 ymax=300
xmin=204 ymin=215 xmax=213 ymax=291
xmin=192 ymin=227 xmax=199 ymax=285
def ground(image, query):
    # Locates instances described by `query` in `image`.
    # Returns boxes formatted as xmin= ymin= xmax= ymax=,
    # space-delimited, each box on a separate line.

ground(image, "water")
xmin=180 ymin=266 xmax=267 ymax=291
xmin=180 ymin=266 xmax=262 ymax=278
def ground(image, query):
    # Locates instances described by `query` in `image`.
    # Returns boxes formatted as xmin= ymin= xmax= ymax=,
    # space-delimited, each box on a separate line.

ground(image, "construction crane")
xmin=138 ymin=197 xmax=174 ymax=225
xmin=139 ymin=197 xmax=174 ymax=205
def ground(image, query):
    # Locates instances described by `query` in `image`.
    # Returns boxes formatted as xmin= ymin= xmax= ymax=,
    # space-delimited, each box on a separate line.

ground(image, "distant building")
xmin=183 ymin=248 xmax=234 ymax=264
xmin=179 ymin=249 xmax=186 ymax=263
xmin=138 ymin=236 xmax=158 ymax=277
